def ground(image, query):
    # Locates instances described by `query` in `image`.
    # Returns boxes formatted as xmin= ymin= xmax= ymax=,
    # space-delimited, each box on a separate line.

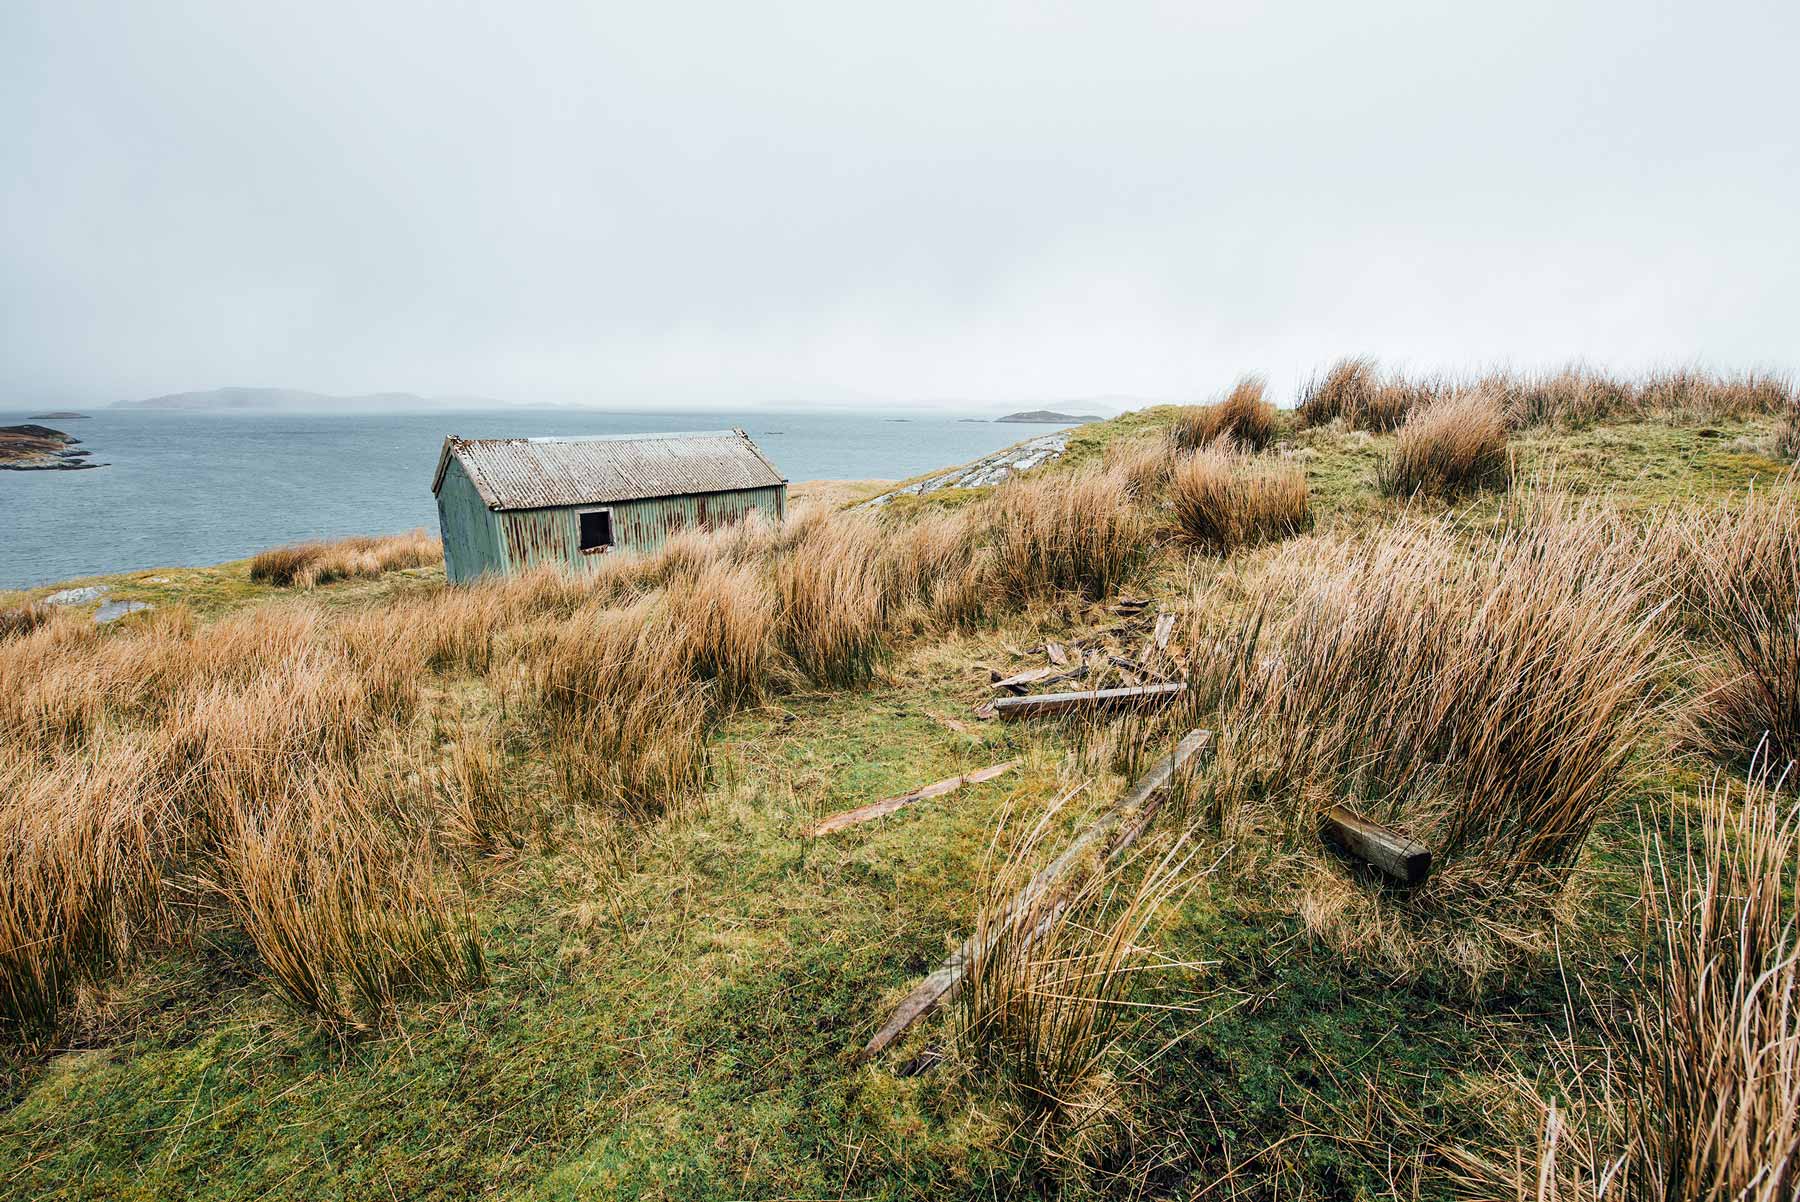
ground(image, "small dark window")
xmin=578 ymin=508 xmax=614 ymax=554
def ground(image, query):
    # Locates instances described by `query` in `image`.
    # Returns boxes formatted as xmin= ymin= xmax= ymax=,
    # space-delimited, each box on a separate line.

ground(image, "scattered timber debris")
xmin=861 ymin=730 xmax=1212 ymax=1060
xmin=991 ymin=664 xmax=1088 ymax=694
xmin=807 ymin=760 xmax=1021 ymax=836
xmin=992 ymin=682 xmax=1185 ymax=721
xmin=971 ymin=700 xmax=998 ymax=720
xmin=1152 ymin=611 xmax=1177 ymax=650
xmin=1320 ymin=804 xmax=1433 ymax=885
xmin=1044 ymin=641 xmax=1069 ymax=666
xmin=1113 ymin=595 xmax=1150 ymax=616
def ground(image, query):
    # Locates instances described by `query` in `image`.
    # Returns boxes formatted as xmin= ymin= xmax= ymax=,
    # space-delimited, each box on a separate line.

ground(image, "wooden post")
xmin=860 ymin=730 xmax=1212 ymax=1060
xmin=1319 ymin=804 xmax=1432 ymax=885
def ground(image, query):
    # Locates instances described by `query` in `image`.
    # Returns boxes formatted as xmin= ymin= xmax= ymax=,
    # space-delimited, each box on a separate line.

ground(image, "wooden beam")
xmin=807 ymin=761 xmax=1020 ymax=836
xmin=1152 ymin=611 xmax=1177 ymax=650
xmin=1320 ymin=804 xmax=1432 ymax=885
xmin=992 ymin=682 xmax=1185 ymax=721
xmin=860 ymin=730 xmax=1212 ymax=1059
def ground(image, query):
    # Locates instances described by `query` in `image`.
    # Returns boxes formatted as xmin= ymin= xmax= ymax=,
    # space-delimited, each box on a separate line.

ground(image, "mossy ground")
xmin=0 ymin=411 xmax=1787 ymax=1199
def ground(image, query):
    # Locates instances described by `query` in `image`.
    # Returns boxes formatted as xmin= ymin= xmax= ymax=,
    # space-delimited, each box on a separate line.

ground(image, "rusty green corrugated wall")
xmin=471 ymin=485 xmax=786 ymax=580
xmin=437 ymin=457 xmax=509 ymax=583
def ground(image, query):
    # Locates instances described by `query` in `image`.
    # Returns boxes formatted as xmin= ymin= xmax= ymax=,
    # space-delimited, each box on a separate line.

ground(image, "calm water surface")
xmin=0 ymin=409 xmax=1057 ymax=589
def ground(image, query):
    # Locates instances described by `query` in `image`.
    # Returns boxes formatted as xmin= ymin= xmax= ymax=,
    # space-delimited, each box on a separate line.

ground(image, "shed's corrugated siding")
xmin=495 ymin=485 xmax=786 ymax=575
xmin=436 ymin=458 xmax=507 ymax=584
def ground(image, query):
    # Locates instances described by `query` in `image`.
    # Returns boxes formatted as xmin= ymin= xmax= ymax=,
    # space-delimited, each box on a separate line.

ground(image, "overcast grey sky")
xmin=2 ymin=1 xmax=1795 ymax=409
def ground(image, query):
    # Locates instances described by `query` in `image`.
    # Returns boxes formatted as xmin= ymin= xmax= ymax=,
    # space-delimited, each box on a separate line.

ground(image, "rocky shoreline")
xmin=0 ymin=423 xmax=105 ymax=470
xmin=860 ymin=430 xmax=1072 ymax=507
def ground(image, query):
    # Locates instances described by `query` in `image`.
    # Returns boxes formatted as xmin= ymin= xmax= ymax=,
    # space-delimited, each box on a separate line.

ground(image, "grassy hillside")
xmin=3 ymin=365 xmax=1798 ymax=1200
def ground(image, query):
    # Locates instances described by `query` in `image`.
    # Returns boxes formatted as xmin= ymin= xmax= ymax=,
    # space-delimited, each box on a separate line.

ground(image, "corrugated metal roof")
xmin=432 ymin=428 xmax=786 ymax=511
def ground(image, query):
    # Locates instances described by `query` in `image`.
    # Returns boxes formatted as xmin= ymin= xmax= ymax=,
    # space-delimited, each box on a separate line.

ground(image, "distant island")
xmin=0 ymin=423 xmax=103 ymax=470
xmin=111 ymin=386 xmax=507 ymax=412
xmin=29 ymin=411 xmax=89 ymax=420
xmin=995 ymin=409 xmax=1103 ymax=424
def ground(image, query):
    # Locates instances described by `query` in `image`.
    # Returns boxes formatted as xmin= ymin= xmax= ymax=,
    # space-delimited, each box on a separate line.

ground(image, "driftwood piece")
xmin=861 ymin=730 xmax=1212 ymax=1059
xmin=992 ymin=682 xmax=1186 ymax=721
xmin=1045 ymin=641 xmax=1069 ymax=666
xmin=808 ymin=761 xmax=1020 ymax=836
xmin=1153 ymin=611 xmax=1177 ymax=650
xmin=1320 ymin=804 xmax=1432 ymax=885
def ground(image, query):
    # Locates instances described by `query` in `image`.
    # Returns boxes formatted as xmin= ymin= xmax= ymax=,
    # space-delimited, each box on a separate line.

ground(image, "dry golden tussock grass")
xmin=1168 ymin=443 xmax=1311 ymax=553
xmin=773 ymin=515 xmax=888 ymax=687
xmin=1681 ymin=485 xmax=1800 ymax=773
xmin=1182 ymin=508 xmax=1669 ymax=917
xmin=2 ymin=476 xmax=1166 ymax=1038
xmin=1295 ymin=356 xmax=1419 ymax=431
xmin=1171 ymin=375 xmax=1279 ymax=452
xmin=986 ymin=467 xmax=1154 ymax=603
xmin=249 ymin=529 xmax=441 ymax=587
xmin=956 ymin=793 xmax=1204 ymax=1181
xmin=1377 ymin=389 xmax=1511 ymax=498
xmin=1455 ymin=769 xmax=1800 ymax=1201
xmin=0 ymin=601 xmax=52 ymax=642
xmin=218 ymin=778 xmax=484 ymax=1033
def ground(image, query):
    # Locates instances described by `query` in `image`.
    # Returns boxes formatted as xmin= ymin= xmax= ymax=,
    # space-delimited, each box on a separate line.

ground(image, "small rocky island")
xmin=29 ymin=411 xmax=90 ymax=420
xmin=0 ymin=424 xmax=105 ymax=470
xmin=995 ymin=408 xmax=1102 ymax=423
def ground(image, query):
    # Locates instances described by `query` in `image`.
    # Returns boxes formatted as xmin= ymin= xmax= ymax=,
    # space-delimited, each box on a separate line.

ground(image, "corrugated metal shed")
xmin=431 ymin=428 xmax=785 ymax=511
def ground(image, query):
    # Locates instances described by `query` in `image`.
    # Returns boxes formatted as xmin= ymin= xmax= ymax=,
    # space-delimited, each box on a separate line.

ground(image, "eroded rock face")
xmin=0 ymin=424 xmax=106 ymax=470
xmin=860 ymin=431 xmax=1072 ymax=507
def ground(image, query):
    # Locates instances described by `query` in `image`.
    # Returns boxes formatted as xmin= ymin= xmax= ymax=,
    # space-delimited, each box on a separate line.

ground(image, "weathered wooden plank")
xmin=860 ymin=730 xmax=1212 ymax=1059
xmin=992 ymin=682 xmax=1186 ymax=721
xmin=808 ymin=761 xmax=1020 ymax=836
xmin=1153 ymin=611 xmax=1177 ymax=650
xmin=1044 ymin=641 xmax=1069 ymax=666
xmin=1320 ymin=804 xmax=1432 ymax=885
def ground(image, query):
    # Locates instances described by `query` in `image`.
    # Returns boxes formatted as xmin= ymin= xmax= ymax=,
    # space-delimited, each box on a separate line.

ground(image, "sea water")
xmin=0 ymin=408 xmax=1065 ymax=589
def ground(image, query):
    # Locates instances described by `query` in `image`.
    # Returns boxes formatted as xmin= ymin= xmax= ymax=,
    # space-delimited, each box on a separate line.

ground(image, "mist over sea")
xmin=0 ymin=408 xmax=1068 ymax=589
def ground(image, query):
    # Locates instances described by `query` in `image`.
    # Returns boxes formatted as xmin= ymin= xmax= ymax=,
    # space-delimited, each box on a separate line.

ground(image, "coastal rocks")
xmin=38 ymin=585 xmax=152 ymax=624
xmin=861 ymin=431 xmax=1073 ymax=507
xmin=0 ymin=424 xmax=106 ymax=470
xmin=44 ymin=584 xmax=110 ymax=606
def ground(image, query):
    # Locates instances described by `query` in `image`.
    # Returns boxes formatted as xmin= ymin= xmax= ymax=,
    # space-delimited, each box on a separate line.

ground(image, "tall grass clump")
xmin=1295 ymin=356 xmax=1419 ymax=430
xmin=1168 ymin=443 xmax=1311 ymax=553
xmin=956 ymin=796 xmax=1201 ymax=1178
xmin=1377 ymin=389 xmax=1510 ymax=498
xmin=1187 ymin=509 xmax=1669 ymax=887
xmin=1776 ymin=398 xmax=1800 ymax=462
xmin=1683 ymin=486 xmax=1800 ymax=773
xmin=0 ymin=743 xmax=170 ymax=1038
xmin=1171 ymin=375 xmax=1279 ymax=452
xmin=773 ymin=515 xmax=888 ymax=686
xmin=0 ymin=601 xmax=52 ymax=642
xmin=987 ymin=468 xmax=1154 ymax=603
xmin=249 ymin=529 xmax=441 ymax=587
xmin=521 ymin=599 xmax=712 ymax=822
xmin=219 ymin=780 xmax=485 ymax=1033
xmin=1461 ymin=769 xmax=1800 ymax=1199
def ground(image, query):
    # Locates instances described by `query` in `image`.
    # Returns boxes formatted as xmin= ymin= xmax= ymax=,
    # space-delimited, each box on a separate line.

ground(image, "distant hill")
xmin=110 ymin=387 xmax=506 ymax=412
xmin=995 ymin=409 xmax=1103 ymax=424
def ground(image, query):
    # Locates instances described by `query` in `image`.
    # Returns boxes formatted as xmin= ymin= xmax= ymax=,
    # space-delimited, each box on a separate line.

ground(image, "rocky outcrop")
xmin=0 ymin=424 xmax=104 ymax=470
xmin=861 ymin=431 xmax=1073 ymax=507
